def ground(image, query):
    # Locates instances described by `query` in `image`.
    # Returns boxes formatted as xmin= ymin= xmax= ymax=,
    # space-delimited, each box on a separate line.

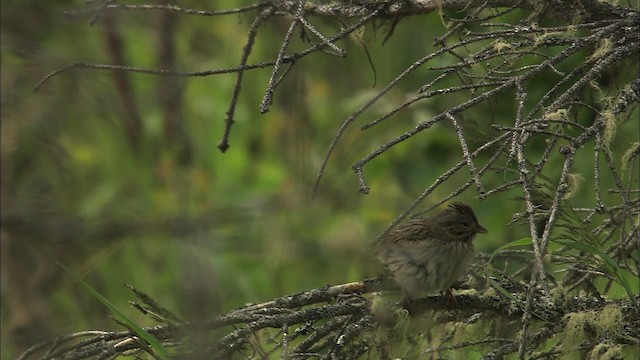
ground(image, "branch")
xmin=18 ymin=276 xmax=639 ymax=359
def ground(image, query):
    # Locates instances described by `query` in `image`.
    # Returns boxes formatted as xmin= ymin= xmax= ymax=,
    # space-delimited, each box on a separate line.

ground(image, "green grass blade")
xmin=489 ymin=237 xmax=533 ymax=265
xmin=489 ymin=279 xmax=523 ymax=308
xmin=58 ymin=262 xmax=170 ymax=359
xmin=489 ymin=279 xmax=552 ymax=324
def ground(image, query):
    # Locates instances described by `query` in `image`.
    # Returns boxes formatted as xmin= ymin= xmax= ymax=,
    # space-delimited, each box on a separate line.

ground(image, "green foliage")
xmin=553 ymin=239 xmax=635 ymax=301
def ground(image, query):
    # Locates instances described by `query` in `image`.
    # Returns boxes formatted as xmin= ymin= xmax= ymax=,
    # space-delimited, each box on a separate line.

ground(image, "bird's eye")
xmin=460 ymin=221 xmax=470 ymax=228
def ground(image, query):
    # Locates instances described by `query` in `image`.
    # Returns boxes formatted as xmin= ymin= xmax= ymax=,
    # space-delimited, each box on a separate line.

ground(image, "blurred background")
xmin=1 ymin=1 xmax=637 ymax=358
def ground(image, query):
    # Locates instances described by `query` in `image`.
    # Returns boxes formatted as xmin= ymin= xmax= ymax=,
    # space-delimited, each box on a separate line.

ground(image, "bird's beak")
xmin=477 ymin=225 xmax=488 ymax=234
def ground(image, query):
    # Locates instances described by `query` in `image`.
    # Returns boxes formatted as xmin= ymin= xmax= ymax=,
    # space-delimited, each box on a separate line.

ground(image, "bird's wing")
xmin=384 ymin=218 xmax=433 ymax=243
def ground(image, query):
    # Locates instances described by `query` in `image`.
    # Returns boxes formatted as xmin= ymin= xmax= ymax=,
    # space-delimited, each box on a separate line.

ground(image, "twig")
xmin=219 ymin=7 xmax=275 ymax=152
xmin=259 ymin=0 xmax=307 ymax=114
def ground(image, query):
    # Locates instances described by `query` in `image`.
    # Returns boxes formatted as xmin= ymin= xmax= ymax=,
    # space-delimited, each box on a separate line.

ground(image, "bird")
xmin=378 ymin=202 xmax=487 ymax=301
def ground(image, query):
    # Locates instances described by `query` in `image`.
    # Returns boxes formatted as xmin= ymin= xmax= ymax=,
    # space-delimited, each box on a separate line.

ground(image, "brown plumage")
xmin=378 ymin=202 xmax=487 ymax=299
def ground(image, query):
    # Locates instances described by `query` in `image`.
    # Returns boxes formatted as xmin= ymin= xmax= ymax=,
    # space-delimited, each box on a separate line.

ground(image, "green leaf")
xmin=489 ymin=237 xmax=533 ymax=265
xmin=58 ymin=262 xmax=170 ymax=359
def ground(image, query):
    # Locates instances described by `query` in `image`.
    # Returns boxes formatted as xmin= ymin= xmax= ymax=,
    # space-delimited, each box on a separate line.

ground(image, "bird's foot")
xmin=442 ymin=288 xmax=457 ymax=308
xmin=400 ymin=291 xmax=421 ymax=315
